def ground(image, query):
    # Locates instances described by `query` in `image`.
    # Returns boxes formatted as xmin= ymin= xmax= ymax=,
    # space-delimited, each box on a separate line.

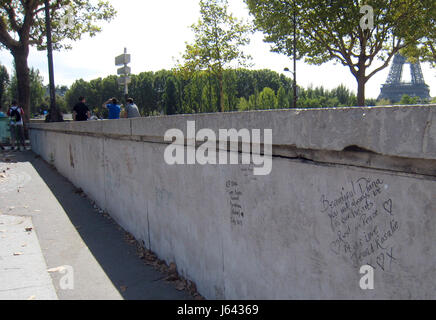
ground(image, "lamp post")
xmin=44 ymin=0 xmax=62 ymax=122
xmin=284 ymin=67 xmax=298 ymax=108
xmin=284 ymin=5 xmax=298 ymax=108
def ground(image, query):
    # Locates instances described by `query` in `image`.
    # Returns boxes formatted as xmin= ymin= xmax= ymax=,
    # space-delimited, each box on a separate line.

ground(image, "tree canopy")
xmin=179 ymin=0 xmax=252 ymax=112
xmin=64 ymin=68 xmax=386 ymax=118
xmin=245 ymin=0 xmax=436 ymax=106
xmin=0 ymin=0 xmax=116 ymax=120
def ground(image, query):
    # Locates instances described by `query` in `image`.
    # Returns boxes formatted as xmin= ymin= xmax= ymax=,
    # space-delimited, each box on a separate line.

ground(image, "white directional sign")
xmin=116 ymin=48 xmax=131 ymax=97
xmin=117 ymin=66 xmax=131 ymax=75
xmin=117 ymin=76 xmax=131 ymax=85
xmin=115 ymin=54 xmax=131 ymax=66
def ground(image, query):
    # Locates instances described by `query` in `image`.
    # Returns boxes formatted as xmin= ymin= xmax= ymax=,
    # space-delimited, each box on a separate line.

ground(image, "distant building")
xmin=378 ymin=54 xmax=430 ymax=103
xmin=44 ymin=85 xmax=68 ymax=97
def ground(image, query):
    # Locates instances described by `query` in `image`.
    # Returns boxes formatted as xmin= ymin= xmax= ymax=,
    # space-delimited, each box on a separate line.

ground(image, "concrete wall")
xmin=29 ymin=106 xmax=436 ymax=299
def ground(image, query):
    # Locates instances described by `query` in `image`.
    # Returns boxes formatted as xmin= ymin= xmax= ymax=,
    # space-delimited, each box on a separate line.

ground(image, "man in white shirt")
xmin=7 ymin=101 xmax=25 ymax=151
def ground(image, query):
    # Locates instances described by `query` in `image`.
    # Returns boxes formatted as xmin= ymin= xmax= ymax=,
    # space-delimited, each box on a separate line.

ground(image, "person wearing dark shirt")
xmin=73 ymin=97 xmax=90 ymax=121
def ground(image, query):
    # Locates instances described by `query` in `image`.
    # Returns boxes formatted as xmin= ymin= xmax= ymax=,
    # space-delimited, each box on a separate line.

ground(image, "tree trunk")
xmin=12 ymin=47 xmax=30 ymax=122
xmin=356 ymin=71 xmax=367 ymax=107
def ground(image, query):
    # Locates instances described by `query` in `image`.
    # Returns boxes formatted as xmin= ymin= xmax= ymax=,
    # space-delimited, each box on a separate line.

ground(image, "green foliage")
xmin=245 ymin=0 xmax=436 ymax=106
xmin=8 ymin=67 xmax=45 ymax=115
xmin=223 ymin=70 xmax=238 ymax=111
xmin=163 ymin=76 xmax=178 ymax=115
xmin=366 ymin=99 xmax=377 ymax=107
xmin=64 ymin=68 xmax=375 ymax=117
xmin=65 ymin=77 xmax=123 ymax=117
xmin=0 ymin=64 xmax=9 ymax=107
xmin=0 ymin=0 xmax=116 ymax=51
xmin=0 ymin=1 xmax=116 ymax=119
xmin=376 ymin=98 xmax=392 ymax=106
xmin=400 ymin=2 xmax=436 ymax=66
xmin=276 ymin=86 xmax=289 ymax=109
xmin=248 ymin=91 xmax=259 ymax=110
xmin=40 ymin=94 xmax=68 ymax=116
xmin=258 ymin=87 xmax=277 ymax=110
xmin=179 ymin=0 xmax=252 ymax=112
xmin=398 ymin=94 xmax=420 ymax=105
xmin=237 ymin=97 xmax=250 ymax=111
xmin=297 ymin=84 xmax=357 ymax=108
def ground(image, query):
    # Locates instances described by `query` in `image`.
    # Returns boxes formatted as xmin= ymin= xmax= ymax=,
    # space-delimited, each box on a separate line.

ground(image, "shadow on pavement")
xmin=4 ymin=150 xmax=192 ymax=300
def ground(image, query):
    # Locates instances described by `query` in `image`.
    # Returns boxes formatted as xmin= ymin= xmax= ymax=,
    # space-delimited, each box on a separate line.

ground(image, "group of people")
xmin=0 ymin=102 xmax=26 ymax=151
xmin=0 ymin=96 xmax=142 ymax=151
xmin=72 ymin=96 xmax=141 ymax=121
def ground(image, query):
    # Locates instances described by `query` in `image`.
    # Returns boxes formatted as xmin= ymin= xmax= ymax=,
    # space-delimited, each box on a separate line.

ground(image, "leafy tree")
xmin=0 ymin=0 xmax=116 ymax=121
xmin=276 ymin=86 xmax=289 ymax=108
xmin=40 ymin=93 xmax=67 ymax=116
xmin=234 ymin=68 xmax=253 ymax=100
xmin=222 ymin=69 xmax=238 ymax=111
xmin=179 ymin=0 xmax=252 ymax=112
xmin=29 ymin=68 xmax=45 ymax=114
xmin=163 ymin=76 xmax=178 ymax=115
xmin=365 ymin=98 xmax=377 ymax=106
xmin=248 ymin=89 xmax=259 ymax=110
xmin=237 ymin=96 xmax=250 ymax=111
xmin=401 ymin=2 xmax=436 ymax=66
xmin=56 ymin=94 xmax=67 ymax=113
xmin=56 ymin=85 xmax=68 ymax=96
xmin=332 ymin=84 xmax=354 ymax=106
xmin=398 ymin=94 xmax=419 ymax=105
xmin=245 ymin=0 xmax=436 ymax=106
xmin=0 ymin=64 xmax=9 ymax=107
xmin=65 ymin=79 xmax=92 ymax=111
xmin=252 ymin=69 xmax=281 ymax=94
xmin=376 ymin=98 xmax=392 ymax=106
xmin=9 ymin=67 xmax=45 ymax=115
xmin=64 ymin=69 xmax=370 ymax=115
xmin=258 ymin=87 xmax=277 ymax=109
xmin=129 ymin=72 xmax=155 ymax=116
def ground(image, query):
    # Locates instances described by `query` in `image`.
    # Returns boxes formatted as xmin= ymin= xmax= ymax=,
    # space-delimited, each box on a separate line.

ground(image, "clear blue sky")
xmin=0 ymin=0 xmax=434 ymax=99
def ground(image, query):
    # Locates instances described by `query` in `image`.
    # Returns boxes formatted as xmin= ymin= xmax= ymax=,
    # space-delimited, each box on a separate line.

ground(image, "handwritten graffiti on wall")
xmin=320 ymin=177 xmax=400 ymax=271
xmin=226 ymin=180 xmax=244 ymax=227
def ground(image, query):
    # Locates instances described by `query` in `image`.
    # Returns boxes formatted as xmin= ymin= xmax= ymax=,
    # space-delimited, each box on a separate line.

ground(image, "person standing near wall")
xmin=123 ymin=98 xmax=141 ymax=118
xmin=73 ymin=96 xmax=91 ymax=121
xmin=7 ymin=101 xmax=25 ymax=151
xmin=103 ymin=98 xmax=121 ymax=120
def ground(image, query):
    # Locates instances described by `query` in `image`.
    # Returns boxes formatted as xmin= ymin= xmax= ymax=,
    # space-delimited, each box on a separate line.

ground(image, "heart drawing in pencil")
xmin=383 ymin=199 xmax=393 ymax=215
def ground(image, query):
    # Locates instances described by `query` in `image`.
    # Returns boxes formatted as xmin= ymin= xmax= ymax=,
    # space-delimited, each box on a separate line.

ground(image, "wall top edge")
xmin=28 ymin=105 xmax=436 ymax=160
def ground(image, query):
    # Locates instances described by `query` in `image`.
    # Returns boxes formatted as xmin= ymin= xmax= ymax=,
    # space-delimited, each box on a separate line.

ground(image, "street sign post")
xmin=115 ymin=53 xmax=131 ymax=66
xmin=117 ymin=66 xmax=131 ymax=76
xmin=116 ymin=48 xmax=131 ymax=102
xmin=117 ymin=76 xmax=131 ymax=86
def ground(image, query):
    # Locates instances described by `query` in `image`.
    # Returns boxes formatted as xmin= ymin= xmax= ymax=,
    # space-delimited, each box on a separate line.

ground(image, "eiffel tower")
xmin=378 ymin=54 xmax=430 ymax=102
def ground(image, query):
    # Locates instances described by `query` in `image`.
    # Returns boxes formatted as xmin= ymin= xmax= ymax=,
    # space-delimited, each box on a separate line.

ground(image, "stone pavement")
xmin=0 ymin=215 xmax=58 ymax=300
xmin=0 ymin=150 xmax=192 ymax=300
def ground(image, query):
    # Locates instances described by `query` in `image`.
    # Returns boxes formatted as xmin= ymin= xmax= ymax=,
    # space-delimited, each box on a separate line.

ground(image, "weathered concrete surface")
xmin=29 ymin=106 xmax=436 ymax=299
xmin=0 ymin=215 xmax=58 ymax=300
xmin=31 ymin=105 xmax=436 ymax=160
xmin=0 ymin=151 xmax=192 ymax=300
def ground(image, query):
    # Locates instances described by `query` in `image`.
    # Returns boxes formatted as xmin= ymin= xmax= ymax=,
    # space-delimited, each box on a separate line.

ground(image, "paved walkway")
xmin=0 ymin=150 xmax=192 ymax=300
